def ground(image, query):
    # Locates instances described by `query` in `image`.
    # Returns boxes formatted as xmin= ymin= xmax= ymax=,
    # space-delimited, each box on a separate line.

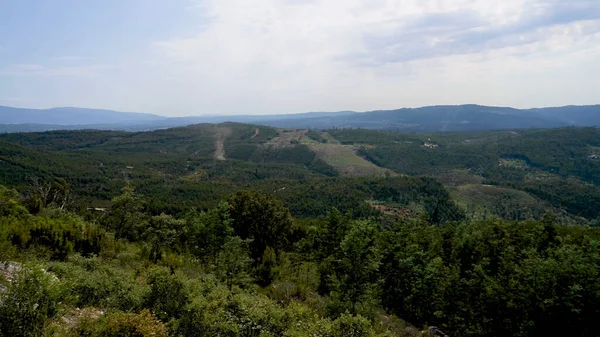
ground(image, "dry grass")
xmin=266 ymin=129 xmax=308 ymax=148
xmin=308 ymin=142 xmax=394 ymax=177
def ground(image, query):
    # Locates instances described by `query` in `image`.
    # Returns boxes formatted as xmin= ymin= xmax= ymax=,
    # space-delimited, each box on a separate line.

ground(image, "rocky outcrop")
xmin=0 ymin=261 xmax=22 ymax=282
xmin=0 ymin=261 xmax=22 ymax=292
xmin=0 ymin=261 xmax=23 ymax=282
xmin=60 ymin=307 xmax=105 ymax=328
xmin=428 ymin=326 xmax=449 ymax=337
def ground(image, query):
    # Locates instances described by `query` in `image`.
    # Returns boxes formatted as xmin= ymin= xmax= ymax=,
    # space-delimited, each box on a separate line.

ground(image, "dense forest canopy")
xmin=1 ymin=123 xmax=599 ymax=336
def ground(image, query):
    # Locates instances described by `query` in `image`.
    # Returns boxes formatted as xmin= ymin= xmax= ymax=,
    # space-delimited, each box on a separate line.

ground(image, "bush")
xmin=0 ymin=265 xmax=64 ymax=337
xmin=75 ymin=309 xmax=167 ymax=337
xmin=145 ymin=267 xmax=189 ymax=322
xmin=48 ymin=256 xmax=149 ymax=311
xmin=4 ymin=210 xmax=111 ymax=261
xmin=331 ymin=313 xmax=374 ymax=337
xmin=0 ymin=185 xmax=28 ymax=218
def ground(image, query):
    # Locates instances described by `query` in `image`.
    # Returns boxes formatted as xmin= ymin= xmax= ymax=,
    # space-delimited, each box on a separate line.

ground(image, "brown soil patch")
xmin=214 ymin=127 xmax=233 ymax=160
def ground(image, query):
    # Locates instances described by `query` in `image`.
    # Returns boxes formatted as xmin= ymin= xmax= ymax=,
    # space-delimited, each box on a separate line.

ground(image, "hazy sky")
xmin=1 ymin=0 xmax=599 ymax=116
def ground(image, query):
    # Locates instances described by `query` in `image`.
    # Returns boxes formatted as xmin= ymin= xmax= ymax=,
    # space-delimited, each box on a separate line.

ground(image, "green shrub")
xmin=0 ymin=265 xmax=64 ymax=337
xmin=0 ymin=185 xmax=28 ymax=218
xmin=48 ymin=256 xmax=149 ymax=311
xmin=145 ymin=267 xmax=189 ymax=322
xmin=331 ymin=313 xmax=374 ymax=337
xmin=4 ymin=210 xmax=111 ymax=261
xmin=74 ymin=309 xmax=167 ymax=337
xmin=175 ymin=295 xmax=239 ymax=337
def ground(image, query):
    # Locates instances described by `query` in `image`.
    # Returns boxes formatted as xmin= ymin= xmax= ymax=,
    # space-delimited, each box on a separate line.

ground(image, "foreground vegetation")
xmin=1 ymin=183 xmax=599 ymax=337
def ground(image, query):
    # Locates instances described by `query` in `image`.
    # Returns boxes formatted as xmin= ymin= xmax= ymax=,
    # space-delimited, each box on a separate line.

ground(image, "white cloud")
xmin=141 ymin=0 xmax=599 ymax=115
xmin=1 ymin=63 xmax=112 ymax=77
xmin=3 ymin=0 xmax=597 ymax=115
xmin=52 ymin=56 xmax=93 ymax=61
xmin=0 ymin=97 xmax=26 ymax=103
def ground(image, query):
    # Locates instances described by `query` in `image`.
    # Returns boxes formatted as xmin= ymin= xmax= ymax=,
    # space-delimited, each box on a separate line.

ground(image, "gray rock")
xmin=0 ymin=261 xmax=23 ymax=296
xmin=428 ymin=326 xmax=449 ymax=337
xmin=0 ymin=261 xmax=22 ymax=283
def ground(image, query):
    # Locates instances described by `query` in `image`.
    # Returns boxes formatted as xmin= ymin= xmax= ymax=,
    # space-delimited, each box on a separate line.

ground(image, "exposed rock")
xmin=61 ymin=307 xmax=105 ymax=328
xmin=0 ymin=261 xmax=58 ymax=291
xmin=428 ymin=326 xmax=449 ymax=337
xmin=0 ymin=261 xmax=22 ymax=283
xmin=0 ymin=261 xmax=22 ymax=294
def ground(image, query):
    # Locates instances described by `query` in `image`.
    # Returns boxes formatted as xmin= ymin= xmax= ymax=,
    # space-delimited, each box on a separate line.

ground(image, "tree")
xmin=106 ymin=186 xmax=147 ymax=241
xmin=0 ymin=185 xmax=28 ymax=218
xmin=256 ymin=246 xmax=277 ymax=286
xmin=327 ymin=219 xmax=382 ymax=315
xmin=25 ymin=177 xmax=73 ymax=213
xmin=142 ymin=214 xmax=186 ymax=263
xmin=227 ymin=190 xmax=293 ymax=262
xmin=316 ymin=208 xmax=352 ymax=259
xmin=188 ymin=201 xmax=234 ymax=264
xmin=215 ymin=236 xmax=254 ymax=289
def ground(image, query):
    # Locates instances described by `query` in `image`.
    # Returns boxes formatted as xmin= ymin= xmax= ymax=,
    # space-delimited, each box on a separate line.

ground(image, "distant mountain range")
xmin=0 ymin=104 xmax=599 ymax=133
xmin=0 ymin=106 xmax=164 ymax=125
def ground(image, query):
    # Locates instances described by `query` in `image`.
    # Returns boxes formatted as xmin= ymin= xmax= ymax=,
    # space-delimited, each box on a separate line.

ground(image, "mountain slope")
xmin=0 ymin=106 xmax=166 ymax=125
xmin=1 ymin=104 xmax=600 ymax=133
xmin=255 ymin=105 xmax=580 ymax=131
xmin=527 ymin=105 xmax=600 ymax=125
xmin=2 ymin=123 xmax=600 ymax=222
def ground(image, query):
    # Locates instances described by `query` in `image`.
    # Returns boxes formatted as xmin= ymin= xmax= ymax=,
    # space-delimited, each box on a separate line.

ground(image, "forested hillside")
xmin=1 ymin=124 xmax=599 ymax=336
xmin=335 ymin=127 xmax=600 ymax=222
xmin=2 ymin=104 xmax=600 ymax=133
xmin=1 ymin=124 xmax=598 ymax=223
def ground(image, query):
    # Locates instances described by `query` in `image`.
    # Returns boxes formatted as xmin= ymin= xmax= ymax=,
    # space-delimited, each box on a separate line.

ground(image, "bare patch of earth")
xmin=214 ymin=127 xmax=233 ymax=160
xmin=266 ymin=129 xmax=308 ymax=148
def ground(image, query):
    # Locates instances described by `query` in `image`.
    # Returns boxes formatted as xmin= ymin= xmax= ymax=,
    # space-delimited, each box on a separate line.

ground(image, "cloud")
xmin=160 ymin=0 xmax=599 ymax=66
xmin=14 ymin=64 xmax=46 ymax=71
xmin=354 ymin=0 xmax=600 ymax=65
xmin=3 ymin=0 xmax=597 ymax=115
xmin=0 ymin=97 xmax=26 ymax=103
xmin=1 ymin=63 xmax=112 ymax=77
xmin=143 ymin=0 xmax=599 ymax=114
xmin=52 ymin=56 xmax=93 ymax=61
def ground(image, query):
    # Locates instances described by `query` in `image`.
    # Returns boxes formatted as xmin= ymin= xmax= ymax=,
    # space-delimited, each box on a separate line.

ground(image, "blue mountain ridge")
xmin=0 ymin=104 xmax=598 ymax=133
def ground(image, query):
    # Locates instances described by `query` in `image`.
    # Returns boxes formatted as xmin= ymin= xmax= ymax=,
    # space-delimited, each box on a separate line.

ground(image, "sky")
xmin=0 ymin=0 xmax=599 ymax=116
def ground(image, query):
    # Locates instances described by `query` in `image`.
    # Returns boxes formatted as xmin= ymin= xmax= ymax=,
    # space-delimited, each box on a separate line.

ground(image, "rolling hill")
xmin=1 ymin=104 xmax=599 ymax=133
xmin=0 ymin=106 xmax=165 ymax=125
xmin=2 ymin=122 xmax=600 ymax=337
xmin=1 ymin=123 xmax=599 ymax=223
